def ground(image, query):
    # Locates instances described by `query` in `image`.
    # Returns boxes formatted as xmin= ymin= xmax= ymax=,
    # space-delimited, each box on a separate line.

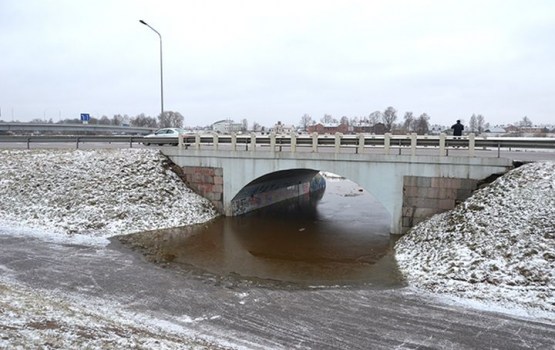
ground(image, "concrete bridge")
xmin=163 ymin=135 xmax=514 ymax=234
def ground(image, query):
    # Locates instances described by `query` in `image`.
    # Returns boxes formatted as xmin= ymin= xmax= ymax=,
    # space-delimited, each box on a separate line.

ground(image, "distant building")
xmin=272 ymin=121 xmax=295 ymax=134
xmin=212 ymin=119 xmax=243 ymax=134
xmin=483 ymin=126 xmax=507 ymax=136
xmin=350 ymin=122 xmax=386 ymax=135
xmin=307 ymin=122 xmax=349 ymax=134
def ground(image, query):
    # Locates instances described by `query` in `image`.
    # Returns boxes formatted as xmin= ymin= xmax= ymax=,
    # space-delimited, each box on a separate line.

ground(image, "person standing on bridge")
xmin=451 ymin=120 xmax=464 ymax=138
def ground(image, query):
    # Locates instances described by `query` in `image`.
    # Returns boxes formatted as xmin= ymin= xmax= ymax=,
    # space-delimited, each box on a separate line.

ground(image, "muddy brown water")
xmin=119 ymin=177 xmax=406 ymax=288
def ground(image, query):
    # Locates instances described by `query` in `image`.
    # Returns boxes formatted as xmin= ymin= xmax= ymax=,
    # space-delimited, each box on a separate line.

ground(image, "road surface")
xmin=1 ymin=234 xmax=553 ymax=349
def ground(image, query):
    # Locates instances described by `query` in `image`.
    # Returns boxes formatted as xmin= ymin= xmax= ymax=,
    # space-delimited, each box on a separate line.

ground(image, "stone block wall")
xmin=175 ymin=166 xmax=224 ymax=214
xmin=402 ymin=176 xmax=479 ymax=233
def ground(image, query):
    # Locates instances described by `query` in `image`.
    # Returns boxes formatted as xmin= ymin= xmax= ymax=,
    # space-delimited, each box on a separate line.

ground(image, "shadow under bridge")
xmin=230 ymin=168 xmax=325 ymax=216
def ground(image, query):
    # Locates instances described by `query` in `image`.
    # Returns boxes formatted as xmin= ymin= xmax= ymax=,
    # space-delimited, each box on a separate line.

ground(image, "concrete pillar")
xmin=290 ymin=132 xmax=297 ymax=153
xmin=410 ymin=133 xmax=417 ymax=156
xmin=469 ymin=133 xmax=475 ymax=157
xmin=231 ymin=132 xmax=237 ymax=151
xmin=213 ymin=132 xmax=219 ymax=151
xmin=312 ymin=132 xmax=318 ymax=153
xmin=358 ymin=133 xmax=365 ymax=154
xmin=439 ymin=133 xmax=446 ymax=156
xmin=195 ymin=134 xmax=201 ymax=150
xmin=178 ymin=133 xmax=184 ymax=149
xmin=384 ymin=133 xmax=391 ymax=155
xmin=250 ymin=133 xmax=257 ymax=152
xmin=270 ymin=132 xmax=276 ymax=152
xmin=335 ymin=132 xmax=342 ymax=154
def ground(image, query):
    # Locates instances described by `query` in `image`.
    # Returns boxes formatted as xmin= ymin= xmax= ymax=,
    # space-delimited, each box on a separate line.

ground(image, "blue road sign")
xmin=80 ymin=113 xmax=90 ymax=121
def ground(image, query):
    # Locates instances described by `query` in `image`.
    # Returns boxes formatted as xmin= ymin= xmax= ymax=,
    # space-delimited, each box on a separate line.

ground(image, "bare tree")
xmin=368 ymin=111 xmax=382 ymax=126
xmin=476 ymin=114 xmax=485 ymax=134
xmin=112 ymin=114 xmax=123 ymax=126
xmin=382 ymin=106 xmax=397 ymax=132
xmin=403 ymin=112 xmax=415 ymax=132
xmin=299 ymin=114 xmax=312 ymax=131
xmin=98 ymin=115 xmax=111 ymax=125
xmin=340 ymin=116 xmax=349 ymax=125
xmin=131 ymin=113 xmax=158 ymax=128
xmin=158 ymin=111 xmax=184 ymax=128
xmin=469 ymin=114 xmax=477 ymax=132
xmin=415 ymin=113 xmax=430 ymax=135
xmin=519 ymin=116 xmax=533 ymax=128
xmin=241 ymin=118 xmax=248 ymax=132
xmin=321 ymin=114 xmax=336 ymax=124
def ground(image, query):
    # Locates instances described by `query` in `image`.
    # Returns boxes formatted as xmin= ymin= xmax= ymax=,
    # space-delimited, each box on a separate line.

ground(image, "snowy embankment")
xmin=0 ymin=149 xmax=217 ymax=241
xmin=395 ymin=161 xmax=555 ymax=315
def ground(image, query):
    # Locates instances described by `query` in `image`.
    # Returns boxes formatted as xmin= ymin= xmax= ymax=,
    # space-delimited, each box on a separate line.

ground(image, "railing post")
xmin=468 ymin=133 xmax=475 ymax=156
xmin=439 ymin=133 xmax=446 ymax=156
xmin=312 ymin=132 xmax=318 ymax=153
xmin=290 ymin=132 xmax=297 ymax=153
xmin=250 ymin=132 xmax=257 ymax=152
xmin=76 ymin=137 xmax=80 ymax=149
xmin=357 ymin=133 xmax=365 ymax=154
xmin=178 ymin=134 xmax=184 ymax=149
xmin=231 ymin=132 xmax=237 ymax=151
xmin=410 ymin=133 xmax=417 ymax=156
xmin=130 ymin=137 xmax=133 ymax=148
xmin=384 ymin=133 xmax=391 ymax=155
xmin=195 ymin=134 xmax=201 ymax=150
xmin=27 ymin=137 xmax=31 ymax=150
xmin=212 ymin=133 xmax=219 ymax=150
xmin=335 ymin=132 xmax=342 ymax=154
xmin=270 ymin=132 xmax=277 ymax=152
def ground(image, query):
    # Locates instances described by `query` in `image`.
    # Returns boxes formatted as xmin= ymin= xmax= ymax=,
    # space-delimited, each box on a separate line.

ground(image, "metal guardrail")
xmin=1 ymin=133 xmax=555 ymax=157
xmin=0 ymin=122 xmax=156 ymax=135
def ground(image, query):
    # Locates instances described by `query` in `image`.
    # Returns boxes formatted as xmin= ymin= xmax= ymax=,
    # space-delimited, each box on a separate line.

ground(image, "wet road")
xmin=1 ymin=234 xmax=554 ymax=349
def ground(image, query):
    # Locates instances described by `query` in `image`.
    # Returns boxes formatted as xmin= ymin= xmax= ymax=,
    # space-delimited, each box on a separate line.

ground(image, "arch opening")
xmin=230 ymin=168 xmax=325 ymax=216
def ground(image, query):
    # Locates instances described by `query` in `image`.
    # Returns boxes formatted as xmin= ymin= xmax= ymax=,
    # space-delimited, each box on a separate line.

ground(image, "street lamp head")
xmin=139 ymin=20 xmax=147 ymax=25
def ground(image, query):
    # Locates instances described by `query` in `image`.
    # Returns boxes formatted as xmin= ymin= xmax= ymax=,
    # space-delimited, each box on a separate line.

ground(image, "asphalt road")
xmin=1 ymin=234 xmax=553 ymax=349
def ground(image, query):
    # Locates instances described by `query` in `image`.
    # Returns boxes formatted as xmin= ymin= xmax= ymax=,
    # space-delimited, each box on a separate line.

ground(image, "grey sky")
xmin=1 ymin=0 xmax=554 ymax=127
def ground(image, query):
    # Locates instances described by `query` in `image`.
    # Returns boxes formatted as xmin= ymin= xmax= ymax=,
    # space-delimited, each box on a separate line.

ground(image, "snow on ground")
xmin=0 ymin=149 xmax=217 ymax=238
xmin=395 ymin=161 xmax=555 ymax=316
xmin=0 ymin=277 xmax=227 ymax=349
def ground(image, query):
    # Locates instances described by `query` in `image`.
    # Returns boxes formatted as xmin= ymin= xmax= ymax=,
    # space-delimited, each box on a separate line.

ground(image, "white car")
xmin=143 ymin=128 xmax=186 ymax=146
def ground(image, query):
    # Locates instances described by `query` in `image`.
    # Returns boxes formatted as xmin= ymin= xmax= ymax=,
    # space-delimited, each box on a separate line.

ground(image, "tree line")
xmin=22 ymin=111 xmax=186 ymax=129
xmin=298 ymin=107 xmax=541 ymax=135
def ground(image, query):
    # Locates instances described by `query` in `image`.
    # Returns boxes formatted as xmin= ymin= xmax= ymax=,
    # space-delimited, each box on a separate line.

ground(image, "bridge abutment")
xmin=173 ymin=165 xmax=225 ymax=214
xmin=402 ymin=176 xmax=479 ymax=233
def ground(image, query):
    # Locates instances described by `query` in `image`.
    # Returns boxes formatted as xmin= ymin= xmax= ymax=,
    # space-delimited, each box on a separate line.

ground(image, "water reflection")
xmin=119 ymin=177 xmax=405 ymax=287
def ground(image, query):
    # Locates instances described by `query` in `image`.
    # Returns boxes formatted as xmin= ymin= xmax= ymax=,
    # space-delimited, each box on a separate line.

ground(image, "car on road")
xmin=143 ymin=128 xmax=186 ymax=146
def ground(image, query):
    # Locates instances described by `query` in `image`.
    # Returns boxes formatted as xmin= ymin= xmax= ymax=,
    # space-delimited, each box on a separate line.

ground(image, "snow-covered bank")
xmin=0 ymin=149 xmax=217 ymax=238
xmin=395 ymin=161 xmax=555 ymax=316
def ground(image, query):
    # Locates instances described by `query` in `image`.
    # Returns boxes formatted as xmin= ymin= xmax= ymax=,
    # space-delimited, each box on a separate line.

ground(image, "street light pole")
xmin=139 ymin=20 xmax=164 ymax=120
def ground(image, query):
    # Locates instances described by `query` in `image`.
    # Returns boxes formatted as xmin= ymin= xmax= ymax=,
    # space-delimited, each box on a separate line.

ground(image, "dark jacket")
xmin=451 ymin=122 xmax=464 ymax=136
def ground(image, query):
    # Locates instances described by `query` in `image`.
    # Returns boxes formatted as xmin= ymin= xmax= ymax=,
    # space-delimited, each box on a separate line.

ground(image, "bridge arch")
xmin=229 ymin=168 xmax=322 ymax=215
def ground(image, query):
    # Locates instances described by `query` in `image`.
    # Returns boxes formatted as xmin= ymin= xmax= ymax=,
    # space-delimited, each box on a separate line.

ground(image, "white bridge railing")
xmin=176 ymin=132 xmax=555 ymax=158
xmin=1 ymin=133 xmax=555 ymax=157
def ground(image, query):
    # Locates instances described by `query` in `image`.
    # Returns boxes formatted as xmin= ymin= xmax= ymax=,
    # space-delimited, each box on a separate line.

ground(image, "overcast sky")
xmin=1 ymin=0 xmax=554 ymax=127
